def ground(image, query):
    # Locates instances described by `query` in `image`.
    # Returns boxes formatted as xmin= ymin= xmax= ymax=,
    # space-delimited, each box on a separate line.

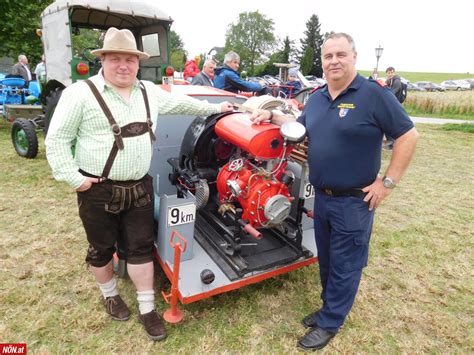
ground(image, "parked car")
xmin=247 ymin=76 xmax=268 ymax=85
xmin=400 ymin=77 xmax=410 ymax=84
xmin=303 ymin=76 xmax=326 ymax=88
xmin=432 ymin=83 xmax=446 ymax=91
xmin=308 ymin=78 xmax=326 ymax=88
xmin=415 ymin=81 xmax=445 ymax=92
xmin=462 ymin=78 xmax=474 ymax=89
xmin=440 ymin=80 xmax=470 ymax=91
xmin=407 ymin=82 xmax=426 ymax=91
xmin=263 ymin=75 xmax=283 ymax=86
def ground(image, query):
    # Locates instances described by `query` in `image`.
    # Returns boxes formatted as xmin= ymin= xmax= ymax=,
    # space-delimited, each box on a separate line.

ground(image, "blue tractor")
xmin=1 ymin=75 xmax=43 ymax=158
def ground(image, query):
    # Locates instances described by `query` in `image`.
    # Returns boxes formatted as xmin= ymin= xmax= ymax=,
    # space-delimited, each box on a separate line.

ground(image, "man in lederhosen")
xmin=45 ymin=27 xmax=233 ymax=341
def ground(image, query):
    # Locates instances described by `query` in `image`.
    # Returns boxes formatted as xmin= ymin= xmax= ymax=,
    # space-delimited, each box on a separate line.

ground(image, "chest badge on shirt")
xmin=337 ymin=103 xmax=356 ymax=118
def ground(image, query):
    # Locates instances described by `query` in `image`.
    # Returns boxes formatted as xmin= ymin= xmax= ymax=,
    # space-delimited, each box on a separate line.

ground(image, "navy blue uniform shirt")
xmin=298 ymin=74 xmax=414 ymax=190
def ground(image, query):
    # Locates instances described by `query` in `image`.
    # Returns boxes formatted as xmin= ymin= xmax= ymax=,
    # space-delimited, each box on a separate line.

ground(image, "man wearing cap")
xmin=45 ymin=27 xmax=233 ymax=341
xmin=250 ymin=32 xmax=418 ymax=350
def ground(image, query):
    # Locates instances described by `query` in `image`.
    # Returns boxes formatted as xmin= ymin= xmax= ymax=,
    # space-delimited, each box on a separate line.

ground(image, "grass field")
xmin=0 ymin=119 xmax=473 ymax=353
xmin=359 ymin=70 xmax=474 ymax=83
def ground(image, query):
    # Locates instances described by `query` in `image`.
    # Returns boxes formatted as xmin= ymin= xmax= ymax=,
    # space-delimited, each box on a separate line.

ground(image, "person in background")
xmin=283 ymin=68 xmax=302 ymax=98
xmin=45 ymin=27 xmax=233 ymax=342
xmin=35 ymin=54 xmax=46 ymax=81
xmin=9 ymin=54 xmax=32 ymax=83
xmin=384 ymin=66 xmax=404 ymax=149
xmin=183 ymin=55 xmax=201 ymax=82
xmin=214 ymin=51 xmax=270 ymax=95
xmin=250 ymin=32 xmax=419 ymax=351
xmin=192 ymin=59 xmax=216 ymax=87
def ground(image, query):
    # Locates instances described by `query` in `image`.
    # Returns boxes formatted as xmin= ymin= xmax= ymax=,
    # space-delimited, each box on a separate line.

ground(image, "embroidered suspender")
xmin=84 ymin=80 xmax=156 ymax=178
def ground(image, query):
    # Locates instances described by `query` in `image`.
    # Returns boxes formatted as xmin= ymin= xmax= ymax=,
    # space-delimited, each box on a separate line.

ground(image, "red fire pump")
xmin=169 ymin=111 xmax=310 ymax=278
xmin=214 ymin=115 xmax=295 ymax=228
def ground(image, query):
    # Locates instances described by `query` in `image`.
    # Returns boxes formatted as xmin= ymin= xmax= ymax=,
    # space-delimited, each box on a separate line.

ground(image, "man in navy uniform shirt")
xmin=251 ymin=32 xmax=419 ymax=350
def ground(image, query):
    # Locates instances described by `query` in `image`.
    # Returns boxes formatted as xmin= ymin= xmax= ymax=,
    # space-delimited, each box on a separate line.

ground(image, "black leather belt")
xmin=317 ymin=188 xmax=366 ymax=198
xmin=79 ymin=169 xmax=147 ymax=185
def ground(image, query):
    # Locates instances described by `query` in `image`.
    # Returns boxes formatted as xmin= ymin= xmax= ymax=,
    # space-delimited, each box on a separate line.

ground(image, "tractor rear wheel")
xmin=11 ymin=118 xmax=39 ymax=158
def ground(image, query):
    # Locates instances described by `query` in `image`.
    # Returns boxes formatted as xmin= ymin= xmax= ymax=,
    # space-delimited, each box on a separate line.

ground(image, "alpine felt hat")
xmin=91 ymin=27 xmax=150 ymax=60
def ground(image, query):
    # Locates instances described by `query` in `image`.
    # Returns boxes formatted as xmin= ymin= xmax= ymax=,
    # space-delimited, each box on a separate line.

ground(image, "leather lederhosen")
xmin=84 ymin=80 xmax=156 ymax=179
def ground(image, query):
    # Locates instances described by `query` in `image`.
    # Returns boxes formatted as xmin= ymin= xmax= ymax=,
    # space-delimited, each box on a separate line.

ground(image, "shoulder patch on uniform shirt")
xmin=369 ymin=78 xmax=386 ymax=88
xmin=310 ymin=84 xmax=326 ymax=94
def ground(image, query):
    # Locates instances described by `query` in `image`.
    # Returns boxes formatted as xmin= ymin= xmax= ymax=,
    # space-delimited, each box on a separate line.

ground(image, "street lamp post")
xmin=374 ymin=45 xmax=384 ymax=79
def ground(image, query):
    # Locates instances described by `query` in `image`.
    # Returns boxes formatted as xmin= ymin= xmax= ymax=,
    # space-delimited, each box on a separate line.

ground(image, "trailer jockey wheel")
xmin=11 ymin=118 xmax=38 ymax=158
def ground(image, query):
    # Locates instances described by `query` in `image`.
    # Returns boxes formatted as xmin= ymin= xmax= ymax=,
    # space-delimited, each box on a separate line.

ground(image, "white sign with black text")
xmin=303 ymin=183 xmax=316 ymax=199
xmin=167 ymin=203 xmax=196 ymax=227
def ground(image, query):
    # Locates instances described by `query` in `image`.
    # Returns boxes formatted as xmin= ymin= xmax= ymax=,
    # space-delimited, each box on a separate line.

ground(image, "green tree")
xmin=257 ymin=36 xmax=295 ymax=76
xmin=299 ymin=14 xmax=324 ymax=77
xmin=169 ymin=30 xmax=187 ymax=72
xmin=170 ymin=30 xmax=185 ymax=52
xmin=0 ymin=0 xmax=54 ymax=66
xmin=170 ymin=50 xmax=186 ymax=72
xmin=71 ymin=29 xmax=103 ymax=58
xmin=300 ymin=47 xmax=314 ymax=76
xmin=224 ymin=11 xmax=276 ymax=75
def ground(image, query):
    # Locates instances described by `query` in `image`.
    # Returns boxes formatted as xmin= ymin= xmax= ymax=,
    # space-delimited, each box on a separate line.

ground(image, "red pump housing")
xmin=214 ymin=113 xmax=294 ymax=228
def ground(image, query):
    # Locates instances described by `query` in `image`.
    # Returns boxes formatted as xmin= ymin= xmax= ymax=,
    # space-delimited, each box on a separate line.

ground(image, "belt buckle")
xmin=324 ymin=189 xmax=333 ymax=196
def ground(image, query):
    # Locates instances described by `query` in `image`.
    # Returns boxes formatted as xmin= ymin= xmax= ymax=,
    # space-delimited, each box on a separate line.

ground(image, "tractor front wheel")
xmin=11 ymin=118 xmax=39 ymax=158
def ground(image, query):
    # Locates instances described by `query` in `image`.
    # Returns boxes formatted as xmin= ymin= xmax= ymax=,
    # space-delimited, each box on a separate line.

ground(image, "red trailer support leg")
xmin=162 ymin=231 xmax=187 ymax=323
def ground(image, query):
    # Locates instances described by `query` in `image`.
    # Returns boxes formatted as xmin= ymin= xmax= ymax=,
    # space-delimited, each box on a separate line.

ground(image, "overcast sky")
xmin=159 ymin=0 xmax=473 ymax=74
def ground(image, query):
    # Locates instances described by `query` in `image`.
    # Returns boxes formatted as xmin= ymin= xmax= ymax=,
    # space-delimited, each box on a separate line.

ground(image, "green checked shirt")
xmin=45 ymin=71 xmax=221 ymax=189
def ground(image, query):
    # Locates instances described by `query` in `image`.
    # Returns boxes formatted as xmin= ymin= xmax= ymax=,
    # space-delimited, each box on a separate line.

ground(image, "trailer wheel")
xmin=43 ymin=89 xmax=63 ymax=136
xmin=11 ymin=118 xmax=38 ymax=158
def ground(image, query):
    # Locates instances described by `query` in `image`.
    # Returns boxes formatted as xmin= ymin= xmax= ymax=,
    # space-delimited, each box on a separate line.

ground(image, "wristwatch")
xmin=382 ymin=175 xmax=397 ymax=189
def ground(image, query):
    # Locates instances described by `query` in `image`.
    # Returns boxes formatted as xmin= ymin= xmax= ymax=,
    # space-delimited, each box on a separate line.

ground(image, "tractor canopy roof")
xmin=42 ymin=0 xmax=173 ymax=28
xmin=41 ymin=0 xmax=173 ymax=87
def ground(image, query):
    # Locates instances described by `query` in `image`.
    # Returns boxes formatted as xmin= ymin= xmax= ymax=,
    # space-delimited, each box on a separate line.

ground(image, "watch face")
xmin=383 ymin=177 xmax=395 ymax=188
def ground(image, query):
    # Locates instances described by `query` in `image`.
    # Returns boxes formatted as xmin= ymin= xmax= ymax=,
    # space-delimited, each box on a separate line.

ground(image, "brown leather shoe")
xmin=138 ymin=310 xmax=167 ymax=341
xmin=103 ymin=295 xmax=130 ymax=321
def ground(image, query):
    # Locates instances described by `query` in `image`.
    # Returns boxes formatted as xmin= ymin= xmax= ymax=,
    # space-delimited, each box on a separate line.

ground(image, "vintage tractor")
xmin=8 ymin=0 xmax=174 ymax=158
xmin=1 ymin=76 xmax=42 ymax=157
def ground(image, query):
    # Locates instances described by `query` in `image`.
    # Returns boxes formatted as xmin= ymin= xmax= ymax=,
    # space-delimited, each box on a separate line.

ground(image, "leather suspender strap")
xmin=84 ymin=80 xmax=124 ymax=150
xmin=101 ymin=142 xmax=119 ymax=179
xmin=139 ymin=82 xmax=156 ymax=143
xmin=84 ymin=79 xmax=155 ymax=179
xmin=102 ymin=121 xmax=152 ymax=178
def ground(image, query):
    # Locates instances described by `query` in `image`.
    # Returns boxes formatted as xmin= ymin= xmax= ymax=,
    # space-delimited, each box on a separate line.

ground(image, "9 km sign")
xmin=167 ymin=203 xmax=196 ymax=227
